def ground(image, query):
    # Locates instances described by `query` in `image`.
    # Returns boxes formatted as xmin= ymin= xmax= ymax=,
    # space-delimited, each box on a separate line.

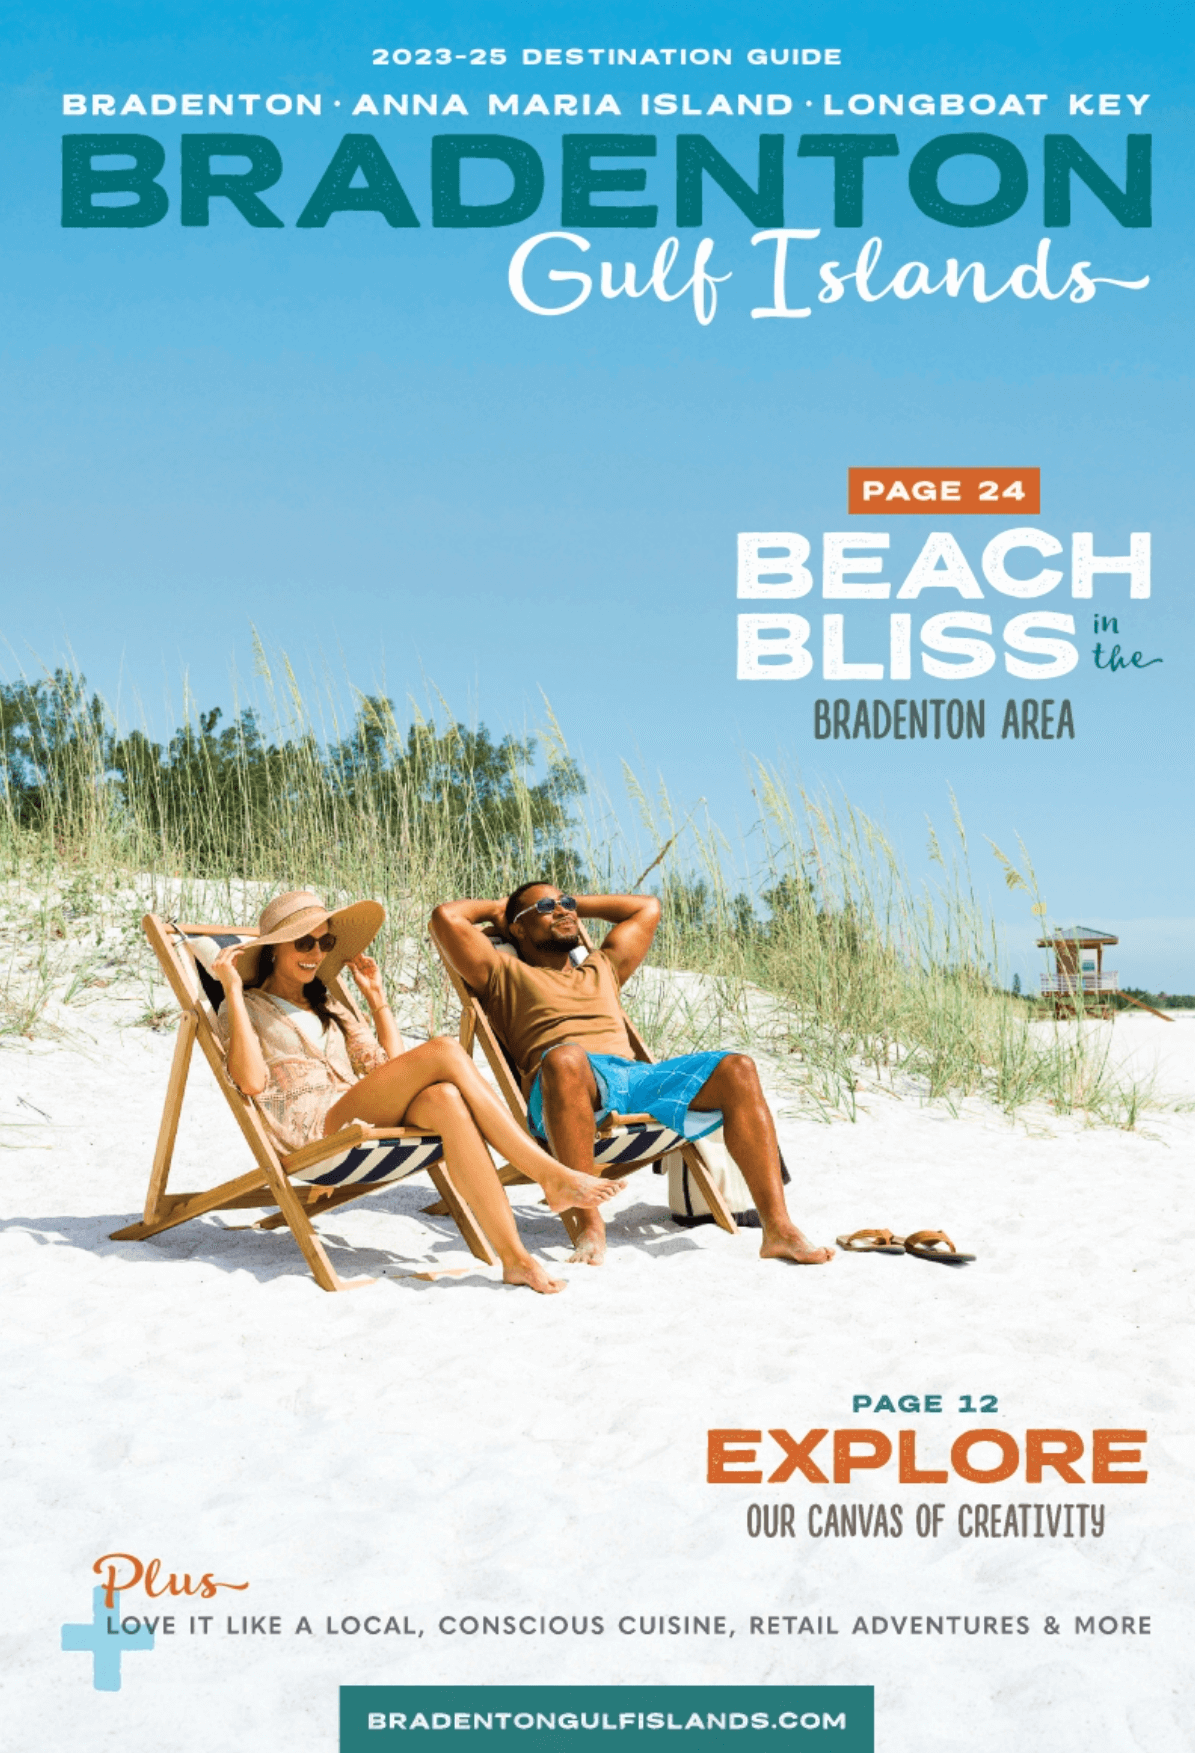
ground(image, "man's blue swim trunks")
xmin=527 ymin=1047 xmax=730 ymax=1142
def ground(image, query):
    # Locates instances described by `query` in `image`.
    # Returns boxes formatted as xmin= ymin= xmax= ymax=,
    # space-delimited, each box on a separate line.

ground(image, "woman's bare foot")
xmin=760 ymin=1226 xmax=835 ymax=1265
xmin=539 ymin=1165 xmax=625 ymax=1214
xmin=565 ymin=1210 xmax=607 ymax=1266
xmin=503 ymin=1256 xmax=567 ymax=1294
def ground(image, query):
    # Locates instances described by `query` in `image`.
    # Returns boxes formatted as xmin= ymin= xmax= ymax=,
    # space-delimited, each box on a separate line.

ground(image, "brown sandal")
xmin=836 ymin=1228 xmax=907 ymax=1255
xmin=904 ymin=1229 xmax=975 ymax=1264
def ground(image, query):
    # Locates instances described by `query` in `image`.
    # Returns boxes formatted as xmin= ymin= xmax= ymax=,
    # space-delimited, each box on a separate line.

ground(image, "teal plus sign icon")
xmin=62 ymin=1588 xmax=154 ymax=1690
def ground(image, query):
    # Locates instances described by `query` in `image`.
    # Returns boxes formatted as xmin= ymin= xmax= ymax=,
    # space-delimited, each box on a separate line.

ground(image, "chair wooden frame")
xmin=111 ymin=914 xmax=497 ymax=1292
xmin=429 ymin=923 xmax=737 ymax=1236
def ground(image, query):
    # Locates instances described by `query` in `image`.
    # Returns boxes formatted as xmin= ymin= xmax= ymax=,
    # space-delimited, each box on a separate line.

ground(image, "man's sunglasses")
xmin=512 ymin=895 xmax=578 ymax=925
xmin=292 ymin=933 xmax=336 ymax=952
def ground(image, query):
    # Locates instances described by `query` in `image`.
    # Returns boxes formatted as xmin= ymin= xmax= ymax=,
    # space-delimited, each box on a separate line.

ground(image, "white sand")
xmin=3 ymin=960 xmax=1191 ymax=1752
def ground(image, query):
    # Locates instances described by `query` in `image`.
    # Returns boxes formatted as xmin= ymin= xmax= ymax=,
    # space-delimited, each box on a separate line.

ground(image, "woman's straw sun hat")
xmin=234 ymin=890 xmax=385 ymax=987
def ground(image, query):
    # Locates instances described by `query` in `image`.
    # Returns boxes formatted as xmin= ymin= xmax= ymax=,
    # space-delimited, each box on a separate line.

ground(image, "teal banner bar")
xmin=340 ymin=1686 xmax=874 ymax=1753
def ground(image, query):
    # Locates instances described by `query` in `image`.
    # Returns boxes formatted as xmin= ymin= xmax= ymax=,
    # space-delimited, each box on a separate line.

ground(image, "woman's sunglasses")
xmin=292 ymin=933 xmax=336 ymax=952
xmin=512 ymin=895 xmax=578 ymax=924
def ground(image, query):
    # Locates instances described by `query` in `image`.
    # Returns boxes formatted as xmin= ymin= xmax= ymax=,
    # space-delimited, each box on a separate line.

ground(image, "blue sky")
xmin=1 ymin=2 xmax=1191 ymax=983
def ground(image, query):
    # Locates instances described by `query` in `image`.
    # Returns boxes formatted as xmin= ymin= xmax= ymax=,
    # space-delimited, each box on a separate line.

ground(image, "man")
xmin=431 ymin=884 xmax=833 ymax=1268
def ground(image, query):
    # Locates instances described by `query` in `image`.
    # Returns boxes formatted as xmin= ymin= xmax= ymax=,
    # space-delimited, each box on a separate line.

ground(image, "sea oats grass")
xmin=0 ymin=660 xmax=1148 ymax=1127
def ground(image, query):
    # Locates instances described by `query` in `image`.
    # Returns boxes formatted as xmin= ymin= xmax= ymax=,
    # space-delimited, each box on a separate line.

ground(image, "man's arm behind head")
xmin=429 ymin=898 xmax=507 ymax=991
xmin=580 ymin=893 xmax=661 ymax=985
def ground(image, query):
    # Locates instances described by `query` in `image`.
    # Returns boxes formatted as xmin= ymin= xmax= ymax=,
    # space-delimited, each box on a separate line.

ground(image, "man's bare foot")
xmin=565 ymin=1209 xmax=607 ymax=1266
xmin=503 ymin=1255 xmax=567 ymax=1294
xmin=760 ymin=1227 xmax=835 ymax=1265
xmin=540 ymin=1165 xmax=625 ymax=1214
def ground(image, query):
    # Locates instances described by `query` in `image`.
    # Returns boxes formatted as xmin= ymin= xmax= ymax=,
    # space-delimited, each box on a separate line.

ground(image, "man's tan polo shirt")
xmin=482 ymin=948 xmax=633 ymax=1092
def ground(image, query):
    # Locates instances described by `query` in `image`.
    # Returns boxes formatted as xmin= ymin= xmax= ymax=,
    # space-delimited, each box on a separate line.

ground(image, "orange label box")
xmin=848 ymin=467 xmax=1040 ymax=515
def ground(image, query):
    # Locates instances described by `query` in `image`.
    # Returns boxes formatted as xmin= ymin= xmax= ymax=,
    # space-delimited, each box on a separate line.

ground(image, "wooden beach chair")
xmin=110 ymin=914 xmax=498 ymax=1292
xmin=428 ymin=924 xmax=737 ymax=1236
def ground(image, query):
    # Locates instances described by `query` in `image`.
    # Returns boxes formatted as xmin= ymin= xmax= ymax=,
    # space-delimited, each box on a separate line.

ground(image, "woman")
xmin=211 ymin=891 xmax=623 ymax=1296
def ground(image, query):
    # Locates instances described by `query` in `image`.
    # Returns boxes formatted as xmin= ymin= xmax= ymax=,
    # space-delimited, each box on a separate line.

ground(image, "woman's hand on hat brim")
xmin=346 ymin=952 xmax=386 ymax=1012
xmin=211 ymin=942 xmax=246 ymax=994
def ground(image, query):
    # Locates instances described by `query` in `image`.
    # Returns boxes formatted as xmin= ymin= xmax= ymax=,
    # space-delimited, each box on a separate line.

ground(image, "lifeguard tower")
xmin=1037 ymin=927 xmax=1119 ymax=1018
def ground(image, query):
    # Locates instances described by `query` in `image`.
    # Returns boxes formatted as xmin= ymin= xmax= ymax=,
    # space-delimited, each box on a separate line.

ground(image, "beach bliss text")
xmin=736 ymin=526 xmax=1153 ymax=701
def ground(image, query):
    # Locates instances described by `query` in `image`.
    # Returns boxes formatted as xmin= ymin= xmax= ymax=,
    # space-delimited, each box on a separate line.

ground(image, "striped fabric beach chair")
xmin=110 ymin=915 xmax=497 ymax=1292
xmin=429 ymin=925 xmax=737 ymax=1237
